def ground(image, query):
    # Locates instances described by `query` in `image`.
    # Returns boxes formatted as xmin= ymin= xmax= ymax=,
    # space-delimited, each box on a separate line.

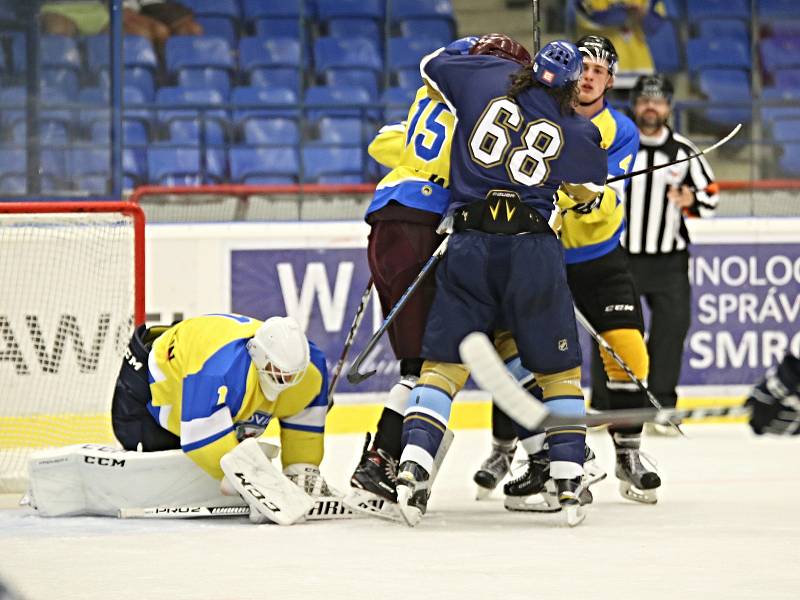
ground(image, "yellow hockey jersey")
xmin=147 ymin=314 xmax=328 ymax=479
xmin=558 ymin=100 xmax=639 ymax=264
xmin=365 ymin=85 xmax=454 ymax=218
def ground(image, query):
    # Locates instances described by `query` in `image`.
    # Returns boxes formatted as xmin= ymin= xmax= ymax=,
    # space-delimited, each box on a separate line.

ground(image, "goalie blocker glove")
xmin=746 ymin=352 xmax=800 ymax=436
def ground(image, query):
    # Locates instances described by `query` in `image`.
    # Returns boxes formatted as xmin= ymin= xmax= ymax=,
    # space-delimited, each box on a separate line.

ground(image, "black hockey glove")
xmin=746 ymin=353 xmax=800 ymax=436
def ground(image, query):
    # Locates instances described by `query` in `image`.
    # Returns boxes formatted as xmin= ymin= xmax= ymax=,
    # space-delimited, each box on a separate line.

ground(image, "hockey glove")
xmin=284 ymin=463 xmax=337 ymax=497
xmin=558 ymin=181 xmax=604 ymax=215
xmin=444 ymin=36 xmax=479 ymax=55
xmin=746 ymin=353 xmax=800 ymax=436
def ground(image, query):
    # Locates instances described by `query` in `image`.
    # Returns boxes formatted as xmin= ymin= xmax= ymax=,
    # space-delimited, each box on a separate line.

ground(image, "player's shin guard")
xmin=598 ymin=328 xmax=650 ymax=436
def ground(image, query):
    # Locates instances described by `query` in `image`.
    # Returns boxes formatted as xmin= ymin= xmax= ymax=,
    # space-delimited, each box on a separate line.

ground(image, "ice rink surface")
xmin=1 ymin=425 xmax=799 ymax=600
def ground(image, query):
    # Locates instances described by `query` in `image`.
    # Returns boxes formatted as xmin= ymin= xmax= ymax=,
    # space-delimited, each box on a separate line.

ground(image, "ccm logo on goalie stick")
xmin=234 ymin=472 xmax=281 ymax=513
xmin=84 ymin=456 xmax=126 ymax=467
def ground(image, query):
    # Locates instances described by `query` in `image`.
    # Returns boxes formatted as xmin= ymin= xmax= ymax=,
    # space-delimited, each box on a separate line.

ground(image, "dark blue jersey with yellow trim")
xmin=558 ymin=100 xmax=639 ymax=264
xmin=421 ymin=49 xmax=607 ymax=223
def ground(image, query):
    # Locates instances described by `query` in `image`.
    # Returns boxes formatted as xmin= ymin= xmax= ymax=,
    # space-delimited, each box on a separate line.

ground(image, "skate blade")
xmin=342 ymin=490 xmax=402 ymax=522
xmin=584 ymin=463 xmax=608 ymax=487
xmin=396 ymin=486 xmax=423 ymax=527
xmin=618 ymin=481 xmax=658 ymax=504
xmin=475 ymin=484 xmax=493 ymax=501
xmin=563 ymin=503 xmax=586 ymax=527
xmin=503 ymin=493 xmax=562 ymax=513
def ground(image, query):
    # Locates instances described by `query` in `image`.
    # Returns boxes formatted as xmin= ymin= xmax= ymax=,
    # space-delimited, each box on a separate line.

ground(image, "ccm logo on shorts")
xmin=604 ymin=304 xmax=635 ymax=313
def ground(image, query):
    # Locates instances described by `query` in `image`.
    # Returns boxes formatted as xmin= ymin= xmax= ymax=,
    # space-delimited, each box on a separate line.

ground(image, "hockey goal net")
xmin=0 ymin=202 xmax=145 ymax=493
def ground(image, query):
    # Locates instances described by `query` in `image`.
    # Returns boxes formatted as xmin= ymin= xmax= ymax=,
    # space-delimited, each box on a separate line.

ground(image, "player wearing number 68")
xmin=391 ymin=37 xmax=607 ymax=527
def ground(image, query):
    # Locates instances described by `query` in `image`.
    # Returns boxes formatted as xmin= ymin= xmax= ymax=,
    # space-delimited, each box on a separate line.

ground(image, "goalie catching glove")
xmin=557 ymin=181 xmax=605 ymax=215
xmin=746 ymin=352 xmax=800 ymax=436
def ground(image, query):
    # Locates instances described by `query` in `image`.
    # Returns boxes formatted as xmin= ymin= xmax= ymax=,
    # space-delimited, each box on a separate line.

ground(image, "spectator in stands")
xmin=621 ymin=74 xmax=719 ymax=434
xmin=40 ymin=1 xmax=201 ymax=53
xmin=575 ymin=0 xmax=667 ymax=73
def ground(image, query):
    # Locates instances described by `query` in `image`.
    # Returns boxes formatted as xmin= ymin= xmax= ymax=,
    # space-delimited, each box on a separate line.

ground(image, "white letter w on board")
xmin=277 ymin=262 xmax=353 ymax=332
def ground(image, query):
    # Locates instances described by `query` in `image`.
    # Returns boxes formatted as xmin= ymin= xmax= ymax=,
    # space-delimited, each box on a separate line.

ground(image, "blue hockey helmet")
xmin=532 ymin=40 xmax=583 ymax=88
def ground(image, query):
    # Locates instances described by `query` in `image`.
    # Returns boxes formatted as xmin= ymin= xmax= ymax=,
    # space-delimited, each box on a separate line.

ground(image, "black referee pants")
xmin=625 ymin=251 xmax=692 ymax=409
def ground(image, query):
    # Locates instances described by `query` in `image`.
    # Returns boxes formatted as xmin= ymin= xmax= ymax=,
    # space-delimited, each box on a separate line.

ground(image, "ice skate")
xmin=556 ymin=477 xmax=588 ymax=527
xmin=583 ymin=444 xmax=607 ymax=489
xmin=614 ymin=433 xmax=661 ymax=504
xmin=344 ymin=434 xmax=402 ymax=521
xmin=502 ymin=450 xmax=561 ymax=512
xmin=473 ymin=439 xmax=516 ymax=500
xmin=396 ymin=461 xmax=430 ymax=527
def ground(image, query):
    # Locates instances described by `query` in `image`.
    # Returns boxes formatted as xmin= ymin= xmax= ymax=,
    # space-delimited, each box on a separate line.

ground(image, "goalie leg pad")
xmin=27 ymin=444 xmax=230 ymax=517
xmin=220 ymin=438 xmax=314 ymax=526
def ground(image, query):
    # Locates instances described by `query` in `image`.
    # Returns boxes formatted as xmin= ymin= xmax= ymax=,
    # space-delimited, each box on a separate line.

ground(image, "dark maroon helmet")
xmin=469 ymin=33 xmax=531 ymax=65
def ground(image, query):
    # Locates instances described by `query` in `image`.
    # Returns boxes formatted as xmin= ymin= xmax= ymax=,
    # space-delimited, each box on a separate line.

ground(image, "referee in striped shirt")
xmin=622 ymin=74 xmax=719 ymax=417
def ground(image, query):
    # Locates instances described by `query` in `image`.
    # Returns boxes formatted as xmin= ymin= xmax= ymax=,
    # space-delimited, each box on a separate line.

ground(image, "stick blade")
xmin=458 ymin=332 xmax=549 ymax=430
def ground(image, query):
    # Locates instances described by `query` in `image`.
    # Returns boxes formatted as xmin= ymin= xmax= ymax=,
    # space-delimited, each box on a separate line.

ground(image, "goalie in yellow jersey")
xmin=25 ymin=314 xmax=335 ymax=525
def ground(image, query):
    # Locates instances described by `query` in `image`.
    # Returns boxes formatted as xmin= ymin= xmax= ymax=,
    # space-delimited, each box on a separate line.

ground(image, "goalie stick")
xmin=118 ymin=496 xmax=386 ymax=521
xmin=459 ymin=331 xmax=751 ymax=430
xmin=327 ymin=277 xmax=373 ymax=402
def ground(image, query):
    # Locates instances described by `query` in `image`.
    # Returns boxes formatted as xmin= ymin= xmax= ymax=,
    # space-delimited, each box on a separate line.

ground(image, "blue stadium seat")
xmin=196 ymin=16 xmax=237 ymax=47
xmin=696 ymin=19 xmax=749 ymax=45
xmin=156 ymin=87 xmax=229 ymax=141
xmin=240 ymin=37 xmax=301 ymax=71
xmin=760 ymin=37 xmax=800 ymax=75
xmin=323 ymin=69 xmax=379 ymax=100
xmin=243 ymin=118 xmax=300 ymax=145
xmin=389 ymin=0 xmax=455 ymax=23
xmin=123 ymin=148 xmax=147 ymax=185
xmin=648 ymin=20 xmax=681 ymax=73
xmin=778 ymin=143 xmax=800 ymax=175
xmin=302 ymin=144 xmax=363 ymax=182
xmin=317 ymin=117 xmax=363 ymax=144
xmin=388 ymin=37 xmax=442 ymax=70
xmin=687 ymin=0 xmax=748 ymax=20
xmin=762 ymin=86 xmax=800 ymax=101
xmin=398 ymin=19 xmax=454 ymax=45
xmin=327 ymin=19 xmax=381 ymax=47
xmin=10 ymin=121 xmax=68 ymax=144
xmin=395 ymin=67 xmax=423 ymax=90
xmin=89 ymin=119 xmax=149 ymax=145
xmin=98 ymin=66 xmax=155 ymax=101
xmin=165 ymin=36 xmax=235 ymax=74
xmin=0 ymin=147 xmax=67 ymax=184
xmin=181 ymin=0 xmax=239 ymax=20
xmin=12 ymin=34 xmax=81 ymax=72
xmin=759 ymin=0 xmax=800 ymax=20
xmin=68 ymin=147 xmax=109 ymax=178
xmin=775 ymin=68 xmax=800 ymax=89
xmin=242 ymin=0 xmax=312 ymax=21
xmin=229 ymin=146 xmax=300 ymax=182
xmin=764 ymin=22 xmax=800 ymax=38
xmin=249 ymin=68 xmax=302 ymax=94
xmin=314 ymin=37 xmax=382 ymax=72
xmin=147 ymin=145 xmax=225 ymax=185
xmin=772 ymin=118 xmax=800 ymax=143
xmin=231 ymin=86 xmax=299 ymax=123
xmin=168 ymin=120 xmax=226 ymax=145
xmin=178 ymin=68 xmax=232 ymax=97
xmin=686 ymin=39 xmax=750 ymax=71
xmin=697 ymin=69 xmax=752 ymax=126
xmin=317 ymin=0 xmax=383 ymax=21
xmin=381 ymin=86 xmax=415 ymax=122
xmin=86 ymin=35 xmax=158 ymax=72
xmin=0 ymin=87 xmax=71 ymax=130
xmin=304 ymin=85 xmax=374 ymax=122
xmin=41 ymin=68 xmax=79 ymax=97
xmin=0 ymin=174 xmax=27 ymax=194
xmin=254 ymin=17 xmax=305 ymax=40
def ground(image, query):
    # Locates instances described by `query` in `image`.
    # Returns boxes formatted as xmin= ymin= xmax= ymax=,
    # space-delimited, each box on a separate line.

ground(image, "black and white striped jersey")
xmin=622 ymin=127 xmax=718 ymax=255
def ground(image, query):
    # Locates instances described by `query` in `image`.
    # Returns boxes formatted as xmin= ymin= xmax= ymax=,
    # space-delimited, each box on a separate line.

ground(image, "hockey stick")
xmin=574 ymin=306 xmax=684 ymax=436
xmin=118 ymin=496 xmax=386 ymax=521
xmin=607 ymin=124 xmax=741 ymax=185
xmin=459 ymin=332 xmax=750 ymax=430
xmin=531 ymin=0 xmax=540 ymax=53
xmin=347 ymin=235 xmax=450 ymax=385
xmin=327 ymin=277 xmax=373 ymax=400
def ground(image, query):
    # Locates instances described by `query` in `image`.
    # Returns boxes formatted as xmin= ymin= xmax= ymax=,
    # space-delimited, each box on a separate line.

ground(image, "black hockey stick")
xmin=574 ymin=307 xmax=684 ymax=436
xmin=531 ymin=0 xmax=540 ymax=53
xmin=327 ymin=277 xmax=373 ymax=401
xmin=459 ymin=332 xmax=750 ymax=430
xmin=346 ymin=236 xmax=449 ymax=385
xmin=607 ymin=124 xmax=741 ymax=185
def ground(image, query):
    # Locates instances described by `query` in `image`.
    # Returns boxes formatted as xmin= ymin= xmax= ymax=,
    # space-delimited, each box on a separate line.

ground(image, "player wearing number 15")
xmin=393 ymin=37 xmax=608 ymax=526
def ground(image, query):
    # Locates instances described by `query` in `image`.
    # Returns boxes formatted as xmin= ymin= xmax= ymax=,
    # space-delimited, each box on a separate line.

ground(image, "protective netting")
xmin=0 ymin=208 xmax=138 ymax=492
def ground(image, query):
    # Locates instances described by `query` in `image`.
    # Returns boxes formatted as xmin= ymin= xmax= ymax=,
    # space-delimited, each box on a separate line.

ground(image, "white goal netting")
xmin=0 ymin=203 xmax=143 ymax=492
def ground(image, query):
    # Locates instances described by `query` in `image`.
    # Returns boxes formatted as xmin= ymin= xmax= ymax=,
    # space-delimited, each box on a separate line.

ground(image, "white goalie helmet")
xmin=246 ymin=316 xmax=310 ymax=400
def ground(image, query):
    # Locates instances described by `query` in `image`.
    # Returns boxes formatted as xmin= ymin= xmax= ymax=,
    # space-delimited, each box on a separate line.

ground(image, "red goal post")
xmin=0 ymin=201 xmax=145 ymax=492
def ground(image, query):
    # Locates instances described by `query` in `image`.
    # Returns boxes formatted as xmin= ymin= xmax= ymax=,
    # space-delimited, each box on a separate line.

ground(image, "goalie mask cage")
xmin=0 ymin=201 xmax=145 ymax=493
